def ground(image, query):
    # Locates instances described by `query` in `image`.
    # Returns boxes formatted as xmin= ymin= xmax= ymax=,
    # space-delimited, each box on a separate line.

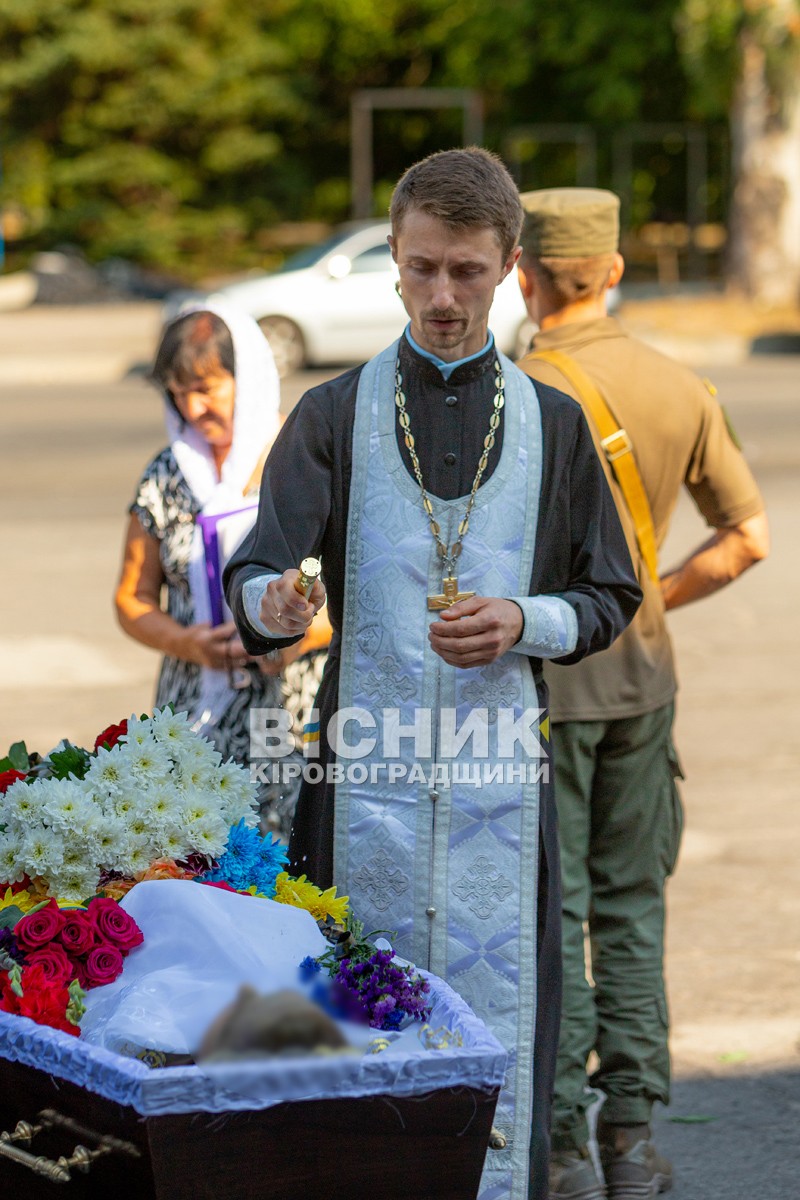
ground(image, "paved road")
xmin=1 ymin=306 xmax=798 ymax=1197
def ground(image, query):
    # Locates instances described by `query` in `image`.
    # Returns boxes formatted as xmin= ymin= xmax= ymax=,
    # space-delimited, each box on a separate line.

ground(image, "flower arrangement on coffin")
xmin=0 ymin=709 xmax=430 ymax=1040
xmin=300 ymin=918 xmax=432 ymax=1032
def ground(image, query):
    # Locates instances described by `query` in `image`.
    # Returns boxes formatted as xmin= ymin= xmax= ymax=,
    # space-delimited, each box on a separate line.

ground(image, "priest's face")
xmin=389 ymin=210 xmax=521 ymax=362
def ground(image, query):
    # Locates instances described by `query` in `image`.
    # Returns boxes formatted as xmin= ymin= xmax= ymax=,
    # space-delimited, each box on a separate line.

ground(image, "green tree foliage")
xmin=677 ymin=0 xmax=800 ymax=116
xmin=0 ymin=0 xmax=307 ymax=269
xmin=0 ymin=0 xmax=697 ymax=271
xmin=677 ymin=1 xmax=800 ymax=302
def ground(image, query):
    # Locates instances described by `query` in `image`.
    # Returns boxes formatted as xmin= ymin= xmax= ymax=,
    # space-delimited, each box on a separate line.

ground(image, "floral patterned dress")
xmin=130 ymin=447 xmax=303 ymax=832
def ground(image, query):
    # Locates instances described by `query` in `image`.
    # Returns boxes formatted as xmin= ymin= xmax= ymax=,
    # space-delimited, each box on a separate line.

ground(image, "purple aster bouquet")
xmin=302 ymin=918 xmax=431 ymax=1032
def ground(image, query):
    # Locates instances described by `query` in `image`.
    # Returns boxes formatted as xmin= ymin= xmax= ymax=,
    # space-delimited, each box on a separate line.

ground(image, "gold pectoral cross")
xmin=427 ymin=576 xmax=476 ymax=611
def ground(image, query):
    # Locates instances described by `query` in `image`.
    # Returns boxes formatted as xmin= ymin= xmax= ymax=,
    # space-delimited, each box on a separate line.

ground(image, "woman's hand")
xmin=115 ymin=517 xmax=259 ymax=671
xmin=174 ymin=622 xmax=254 ymax=671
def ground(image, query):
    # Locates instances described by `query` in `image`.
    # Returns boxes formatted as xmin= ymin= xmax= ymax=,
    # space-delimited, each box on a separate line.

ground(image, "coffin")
xmin=0 ymin=971 xmax=504 ymax=1200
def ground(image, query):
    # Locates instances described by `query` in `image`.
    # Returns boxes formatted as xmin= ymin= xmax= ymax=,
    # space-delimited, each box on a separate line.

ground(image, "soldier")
xmin=515 ymin=188 xmax=769 ymax=1200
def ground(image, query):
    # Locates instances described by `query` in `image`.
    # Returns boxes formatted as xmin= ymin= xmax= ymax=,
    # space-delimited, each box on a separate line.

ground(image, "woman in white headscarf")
xmin=115 ymin=301 xmax=313 ymax=826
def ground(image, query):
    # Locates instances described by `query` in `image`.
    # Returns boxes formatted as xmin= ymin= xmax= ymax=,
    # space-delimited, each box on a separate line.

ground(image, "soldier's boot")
xmin=548 ymin=1145 xmax=607 ymax=1200
xmin=597 ymin=1121 xmax=673 ymax=1199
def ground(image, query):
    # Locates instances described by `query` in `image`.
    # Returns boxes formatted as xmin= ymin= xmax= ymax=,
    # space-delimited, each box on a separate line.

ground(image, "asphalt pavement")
xmin=1 ymin=304 xmax=798 ymax=1198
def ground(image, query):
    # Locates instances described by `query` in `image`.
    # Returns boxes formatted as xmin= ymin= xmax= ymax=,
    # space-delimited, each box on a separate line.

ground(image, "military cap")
xmin=519 ymin=188 xmax=620 ymax=257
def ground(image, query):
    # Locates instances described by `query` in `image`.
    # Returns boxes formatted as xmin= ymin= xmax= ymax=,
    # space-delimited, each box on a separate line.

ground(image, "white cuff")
xmin=243 ymin=575 xmax=294 ymax=640
xmin=509 ymin=596 xmax=578 ymax=659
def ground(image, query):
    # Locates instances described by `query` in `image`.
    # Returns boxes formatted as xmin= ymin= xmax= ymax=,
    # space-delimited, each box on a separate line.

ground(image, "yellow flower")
xmin=273 ymin=872 xmax=349 ymax=924
xmin=0 ymin=886 xmax=38 ymax=914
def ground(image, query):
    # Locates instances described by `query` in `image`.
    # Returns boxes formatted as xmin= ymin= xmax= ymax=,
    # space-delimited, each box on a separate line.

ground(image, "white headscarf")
xmin=161 ymin=298 xmax=281 ymax=735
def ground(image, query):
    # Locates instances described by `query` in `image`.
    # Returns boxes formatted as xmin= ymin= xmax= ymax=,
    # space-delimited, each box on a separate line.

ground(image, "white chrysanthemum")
xmin=121 ymin=713 xmax=152 ymax=747
xmin=112 ymin=830 xmax=153 ymax=877
xmin=1 ymin=777 xmax=47 ymax=833
xmin=19 ymin=826 xmax=64 ymax=877
xmin=60 ymin=837 xmax=92 ymax=869
xmin=179 ymin=733 xmax=222 ymax=771
xmin=122 ymin=734 xmax=173 ymax=782
xmin=142 ymin=783 xmax=182 ymax=826
xmin=50 ymin=865 xmax=100 ymax=903
xmin=127 ymin=842 xmax=155 ymax=877
xmin=179 ymin=789 xmax=215 ymax=827
xmin=85 ymin=744 xmax=136 ymax=797
xmin=184 ymin=811 xmax=229 ymax=860
xmin=122 ymin=812 xmax=150 ymax=840
xmin=176 ymin=762 xmax=213 ymax=792
xmin=211 ymin=760 xmax=259 ymax=826
xmin=94 ymin=820 xmax=129 ymax=871
xmin=156 ymin=824 xmax=193 ymax=862
xmin=149 ymin=707 xmax=197 ymax=751
xmin=0 ymin=831 xmax=27 ymax=884
xmin=112 ymin=788 xmax=144 ymax=824
xmin=41 ymin=777 xmax=93 ymax=832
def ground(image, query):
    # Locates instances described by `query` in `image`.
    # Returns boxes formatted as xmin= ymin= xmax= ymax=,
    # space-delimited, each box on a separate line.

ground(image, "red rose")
xmin=0 ymin=972 xmax=21 ymax=1015
xmin=93 ymin=720 xmax=128 ymax=752
xmin=0 ymin=769 xmax=27 ymax=794
xmin=87 ymin=898 xmax=143 ymax=954
xmin=78 ymin=944 xmax=124 ymax=989
xmin=58 ymin=911 xmax=97 ymax=957
xmin=15 ymin=900 xmax=66 ymax=950
xmin=25 ymin=945 xmax=75 ymax=987
xmin=16 ymin=969 xmax=79 ymax=1037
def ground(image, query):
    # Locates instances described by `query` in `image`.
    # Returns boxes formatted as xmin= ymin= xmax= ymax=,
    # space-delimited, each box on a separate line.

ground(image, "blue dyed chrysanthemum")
xmin=201 ymin=820 xmax=288 ymax=897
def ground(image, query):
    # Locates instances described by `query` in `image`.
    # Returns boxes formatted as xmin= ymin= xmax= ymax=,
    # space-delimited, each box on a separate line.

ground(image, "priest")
xmin=225 ymin=147 xmax=641 ymax=1200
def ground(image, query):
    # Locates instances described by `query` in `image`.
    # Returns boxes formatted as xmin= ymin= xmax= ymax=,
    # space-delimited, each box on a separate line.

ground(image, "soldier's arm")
xmin=660 ymin=511 xmax=769 ymax=611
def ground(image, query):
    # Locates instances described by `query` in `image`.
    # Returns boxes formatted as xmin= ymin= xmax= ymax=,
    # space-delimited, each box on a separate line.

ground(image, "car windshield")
xmin=275 ymin=233 xmax=351 ymax=274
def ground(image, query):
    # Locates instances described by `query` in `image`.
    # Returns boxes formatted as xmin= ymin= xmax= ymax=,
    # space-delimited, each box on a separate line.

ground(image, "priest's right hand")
xmin=262 ymin=571 xmax=326 ymax=637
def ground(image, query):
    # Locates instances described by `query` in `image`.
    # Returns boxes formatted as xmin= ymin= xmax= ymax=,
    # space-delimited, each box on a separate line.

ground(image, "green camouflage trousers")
xmin=550 ymin=703 xmax=683 ymax=1151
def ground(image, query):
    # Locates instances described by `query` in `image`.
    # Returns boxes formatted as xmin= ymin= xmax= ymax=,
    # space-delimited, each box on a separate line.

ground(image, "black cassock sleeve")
xmin=531 ymin=382 xmax=642 ymax=665
xmin=224 ymin=367 xmax=360 ymax=656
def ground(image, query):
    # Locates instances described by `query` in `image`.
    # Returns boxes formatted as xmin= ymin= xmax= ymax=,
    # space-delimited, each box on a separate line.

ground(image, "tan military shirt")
xmin=518 ymin=317 xmax=765 ymax=721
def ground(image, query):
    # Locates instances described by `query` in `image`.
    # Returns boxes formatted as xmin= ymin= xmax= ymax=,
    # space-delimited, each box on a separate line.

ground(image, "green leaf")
xmin=47 ymin=743 xmax=91 ymax=781
xmin=667 ymin=1114 xmax=719 ymax=1124
xmin=0 ymin=905 xmax=25 ymax=929
xmin=6 ymin=742 xmax=30 ymax=772
xmin=9 ymin=963 xmax=23 ymax=998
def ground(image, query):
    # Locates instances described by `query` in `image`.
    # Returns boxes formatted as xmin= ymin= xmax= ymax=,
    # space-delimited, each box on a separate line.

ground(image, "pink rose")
xmin=15 ymin=900 xmax=66 ymax=950
xmin=87 ymin=899 xmax=143 ymax=954
xmin=58 ymin=911 xmax=97 ymax=957
xmin=78 ymin=944 xmax=125 ymax=989
xmin=25 ymin=944 xmax=75 ymax=986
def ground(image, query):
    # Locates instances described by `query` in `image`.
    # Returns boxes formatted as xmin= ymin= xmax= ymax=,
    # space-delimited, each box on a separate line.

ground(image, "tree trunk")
xmin=727 ymin=27 xmax=800 ymax=305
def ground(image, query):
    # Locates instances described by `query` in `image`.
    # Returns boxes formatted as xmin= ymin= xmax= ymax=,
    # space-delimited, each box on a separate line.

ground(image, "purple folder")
xmin=196 ymin=504 xmax=259 ymax=626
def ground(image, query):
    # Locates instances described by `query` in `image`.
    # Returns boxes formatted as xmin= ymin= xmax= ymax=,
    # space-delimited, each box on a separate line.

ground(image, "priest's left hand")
xmin=428 ymin=596 xmax=523 ymax=668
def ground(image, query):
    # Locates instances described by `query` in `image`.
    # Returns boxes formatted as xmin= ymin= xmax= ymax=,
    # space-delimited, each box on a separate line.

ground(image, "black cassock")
xmin=225 ymin=336 xmax=640 ymax=1200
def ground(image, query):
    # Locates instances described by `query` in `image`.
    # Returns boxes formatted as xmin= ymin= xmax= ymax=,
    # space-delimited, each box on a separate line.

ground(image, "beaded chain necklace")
xmin=393 ymin=357 xmax=505 ymax=610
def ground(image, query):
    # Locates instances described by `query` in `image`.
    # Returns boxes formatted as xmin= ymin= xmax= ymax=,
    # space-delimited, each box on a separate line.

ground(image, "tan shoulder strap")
xmin=529 ymin=347 xmax=659 ymax=583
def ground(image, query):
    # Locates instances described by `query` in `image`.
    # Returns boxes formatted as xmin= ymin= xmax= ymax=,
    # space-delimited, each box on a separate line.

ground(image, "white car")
xmin=165 ymin=222 xmax=533 ymax=376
